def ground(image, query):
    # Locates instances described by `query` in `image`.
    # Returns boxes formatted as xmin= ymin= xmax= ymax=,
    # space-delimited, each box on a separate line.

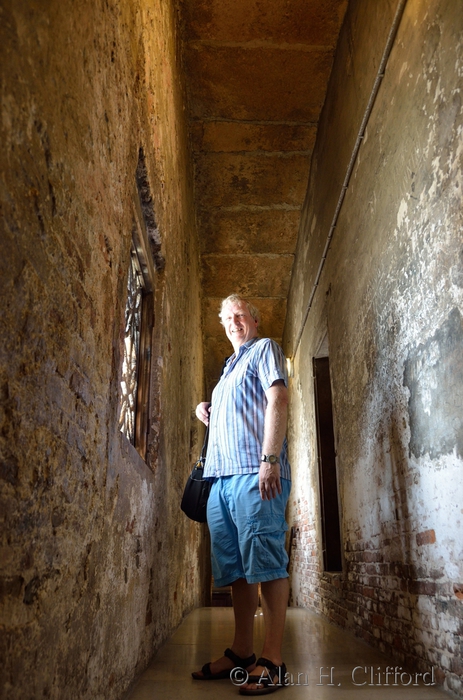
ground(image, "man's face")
xmin=222 ymin=301 xmax=258 ymax=351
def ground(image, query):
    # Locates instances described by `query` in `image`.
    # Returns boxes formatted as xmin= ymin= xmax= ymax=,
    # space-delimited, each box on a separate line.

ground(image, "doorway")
xmin=313 ymin=356 xmax=342 ymax=572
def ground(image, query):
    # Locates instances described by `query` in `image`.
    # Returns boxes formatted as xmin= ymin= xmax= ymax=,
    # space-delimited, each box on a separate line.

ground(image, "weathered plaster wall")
xmin=285 ymin=0 xmax=463 ymax=695
xmin=0 ymin=1 xmax=207 ymax=698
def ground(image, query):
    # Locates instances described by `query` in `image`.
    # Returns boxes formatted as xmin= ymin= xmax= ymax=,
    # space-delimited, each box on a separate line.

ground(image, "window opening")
xmin=119 ymin=149 xmax=160 ymax=460
xmin=313 ymin=356 xmax=342 ymax=572
xmin=119 ymin=246 xmax=145 ymax=445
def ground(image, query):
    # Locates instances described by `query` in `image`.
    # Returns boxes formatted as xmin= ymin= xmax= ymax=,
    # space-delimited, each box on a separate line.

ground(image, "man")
xmin=192 ymin=294 xmax=291 ymax=696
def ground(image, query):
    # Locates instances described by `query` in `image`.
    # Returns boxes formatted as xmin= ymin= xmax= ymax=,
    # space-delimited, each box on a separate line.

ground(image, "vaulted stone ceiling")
xmin=178 ymin=0 xmax=348 ymax=392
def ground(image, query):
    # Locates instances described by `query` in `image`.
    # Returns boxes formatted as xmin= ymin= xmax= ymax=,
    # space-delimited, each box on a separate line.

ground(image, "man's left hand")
xmin=259 ymin=461 xmax=282 ymax=500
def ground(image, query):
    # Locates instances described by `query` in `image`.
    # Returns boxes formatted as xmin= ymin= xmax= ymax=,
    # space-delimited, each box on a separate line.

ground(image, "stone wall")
xmin=178 ymin=0 xmax=348 ymax=395
xmin=284 ymin=0 xmax=463 ymax=696
xmin=0 ymin=1 xmax=208 ymax=698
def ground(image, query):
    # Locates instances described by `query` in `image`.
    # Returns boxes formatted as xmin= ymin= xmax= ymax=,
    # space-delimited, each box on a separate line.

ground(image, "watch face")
xmin=269 ymin=455 xmax=277 ymax=463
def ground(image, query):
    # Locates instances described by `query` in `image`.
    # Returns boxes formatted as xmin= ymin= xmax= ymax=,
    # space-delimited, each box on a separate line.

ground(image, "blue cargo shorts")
xmin=206 ymin=473 xmax=291 ymax=587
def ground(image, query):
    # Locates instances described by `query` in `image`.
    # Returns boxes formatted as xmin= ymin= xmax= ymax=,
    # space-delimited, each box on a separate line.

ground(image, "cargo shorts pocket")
xmin=245 ymin=516 xmax=289 ymax=577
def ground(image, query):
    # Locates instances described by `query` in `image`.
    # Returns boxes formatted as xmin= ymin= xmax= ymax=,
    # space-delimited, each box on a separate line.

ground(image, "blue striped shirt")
xmin=204 ymin=337 xmax=291 ymax=480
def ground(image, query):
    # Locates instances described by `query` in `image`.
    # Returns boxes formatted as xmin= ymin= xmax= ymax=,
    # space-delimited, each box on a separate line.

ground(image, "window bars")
xmin=119 ymin=247 xmax=144 ymax=445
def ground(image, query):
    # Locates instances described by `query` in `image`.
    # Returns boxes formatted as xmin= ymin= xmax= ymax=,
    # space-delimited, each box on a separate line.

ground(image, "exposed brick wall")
xmin=289 ymin=514 xmax=463 ymax=691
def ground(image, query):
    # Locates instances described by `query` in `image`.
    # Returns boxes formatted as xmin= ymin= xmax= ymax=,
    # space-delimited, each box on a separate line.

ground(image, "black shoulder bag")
xmin=180 ymin=424 xmax=211 ymax=523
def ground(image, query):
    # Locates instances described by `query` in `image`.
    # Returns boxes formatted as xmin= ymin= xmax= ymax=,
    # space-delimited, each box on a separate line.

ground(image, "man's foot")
xmin=192 ymin=647 xmax=256 ymax=680
xmin=239 ymin=657 xmax=287 ymax=695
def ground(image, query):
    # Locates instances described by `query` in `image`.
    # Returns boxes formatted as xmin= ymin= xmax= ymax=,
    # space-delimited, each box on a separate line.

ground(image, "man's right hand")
xmin=259 ymin=461 xmax=282 ymax=500
xmin=195 ymin=402 xmax=211 ymax=425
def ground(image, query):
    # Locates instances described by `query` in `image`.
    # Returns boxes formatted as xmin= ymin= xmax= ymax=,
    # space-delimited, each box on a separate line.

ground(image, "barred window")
xmin=118 ymin=221 xmax=155 ymax=459
xmin=119 ymin=235 xmax=153 ymax=461
xmin=119 ymin=246 xmax=145 ymax=445
xmin=118 ymin=148 xmax=163 ymax=461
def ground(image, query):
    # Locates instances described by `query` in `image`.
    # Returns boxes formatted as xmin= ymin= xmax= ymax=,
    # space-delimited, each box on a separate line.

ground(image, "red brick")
xmin=360 ymin=550 xmax=382 ymax=563
xmin=416 ymin=529 xmax=436 ymax=546
xmin=408 ymin=580 xmax=437 ymax=596
xmin=362 ymin=587 xmax=376 ymax=599
xmin=372 ymin=613 xmax=385 ymax=627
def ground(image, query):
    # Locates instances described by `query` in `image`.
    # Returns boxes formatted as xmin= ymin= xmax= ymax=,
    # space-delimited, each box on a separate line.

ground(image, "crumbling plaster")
xmin=285 ymin=0 xmax=463 ymax=695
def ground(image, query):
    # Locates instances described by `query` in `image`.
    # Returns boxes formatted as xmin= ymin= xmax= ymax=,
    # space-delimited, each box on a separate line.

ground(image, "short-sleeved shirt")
xmin=203 ymin=336 xmax=291 ymax=480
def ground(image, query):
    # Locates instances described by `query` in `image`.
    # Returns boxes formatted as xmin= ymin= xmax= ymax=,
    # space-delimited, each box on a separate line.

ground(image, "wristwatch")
xmin=261 ymin=454 xmax=279 ymax=464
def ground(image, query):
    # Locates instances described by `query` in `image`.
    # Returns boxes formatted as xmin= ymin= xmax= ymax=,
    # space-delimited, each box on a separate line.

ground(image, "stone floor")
xmin=126 ymin=606 xmax=451 ymax=700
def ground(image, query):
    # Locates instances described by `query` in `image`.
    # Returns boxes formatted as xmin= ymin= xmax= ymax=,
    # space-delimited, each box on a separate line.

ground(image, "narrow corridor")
xmin=2 ymin=1 xmax=462 ymax=698
xmin=126 ymin=607 xmax=449 ymax=700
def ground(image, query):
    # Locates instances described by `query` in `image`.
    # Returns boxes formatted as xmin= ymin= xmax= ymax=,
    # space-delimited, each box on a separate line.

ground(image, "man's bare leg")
xmin=230 ymin=577 xmax=259 ymax=659
xmin=193 ymin=578 xmax=258 ymax=677
xmin=242 ymin=577 xmax=289 ymax=689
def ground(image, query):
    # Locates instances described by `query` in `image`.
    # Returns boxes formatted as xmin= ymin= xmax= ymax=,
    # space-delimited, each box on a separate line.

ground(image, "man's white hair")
xmin=219 ymin=294 xmax=261 ymax=326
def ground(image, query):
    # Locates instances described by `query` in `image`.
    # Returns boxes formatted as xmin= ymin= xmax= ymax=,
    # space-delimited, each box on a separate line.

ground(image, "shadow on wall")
xmin=368 ymin=306 xmax=463 ymax=680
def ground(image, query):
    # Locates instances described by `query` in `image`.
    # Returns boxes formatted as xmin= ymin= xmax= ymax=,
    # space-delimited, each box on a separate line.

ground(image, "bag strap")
xmin=200 ymin=424 xmax=209 ymax=460
xmin=200 ymin=355 xmax=229 ymax=460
